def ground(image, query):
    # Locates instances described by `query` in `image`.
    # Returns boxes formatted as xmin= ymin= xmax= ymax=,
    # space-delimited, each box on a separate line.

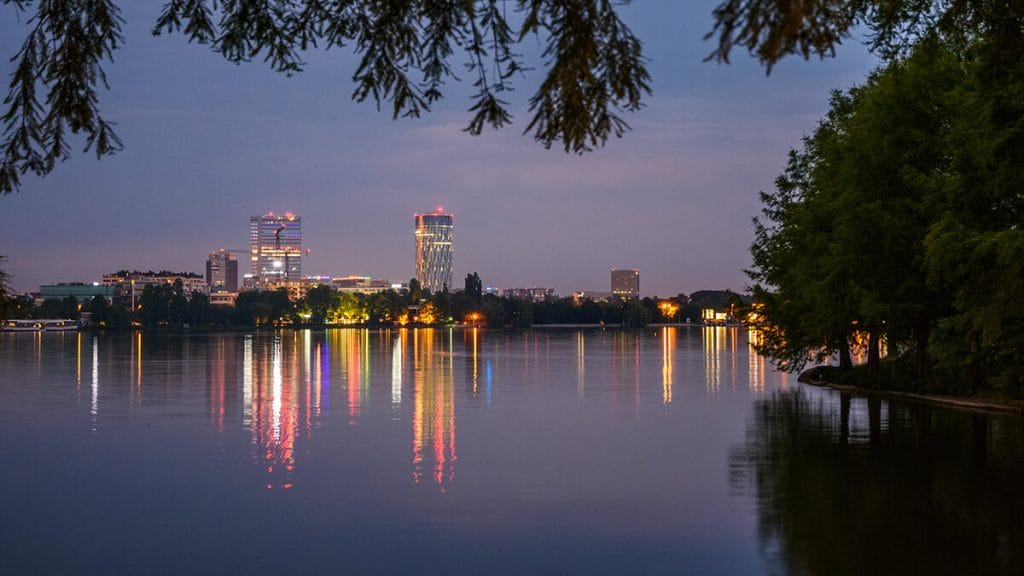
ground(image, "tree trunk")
xmin=867 ymin=331 xmax=881 ymax=374
xmin=838 ymin=337 xmax=853 ymax=371
xmin=969 ymin=331 xmax=985 ymax=392
xmin=914 ymin=321 xmax=930 ymax=385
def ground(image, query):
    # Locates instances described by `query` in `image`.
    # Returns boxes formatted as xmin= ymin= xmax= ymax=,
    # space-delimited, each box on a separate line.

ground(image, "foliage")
xmin=0 ymin=255 xmax=13 ymax=320
xmin=9 ymin=1 xmax=1017 ymax=194
xmin=33 ymin=296 xmax=78 ymax=320
xmin=705 ymin=0 xmax=1022 ymax=69
xmin=303 ymin=284 xmax=338 ymax=323
xmin=464 ymin=272 xmax=483 ymax=304
xmin=749 ymin=32 xmax=1024 ymax=394
xmin=621 ymin=299 xmax=650 ymax=327
xmin=1 ymin=0 xmax=654 ymax=194
xmin=234 ymin=288 xmax=294 ymax=325
xmin=85 ymin=294 xmax=130 ymax=327
xmin=483 ymin=299 xmax=506 ymax=328
xmin=407 ymin=278 xmax=422 ymax=303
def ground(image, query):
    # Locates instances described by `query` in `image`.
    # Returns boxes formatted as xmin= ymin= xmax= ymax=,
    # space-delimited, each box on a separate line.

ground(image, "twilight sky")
xmin=0 ymin=2 xmax=879 ymax=296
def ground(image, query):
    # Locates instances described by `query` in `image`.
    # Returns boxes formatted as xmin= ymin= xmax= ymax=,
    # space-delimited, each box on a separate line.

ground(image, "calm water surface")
xmin=1 ymin=327 xmax=1021 ymax=574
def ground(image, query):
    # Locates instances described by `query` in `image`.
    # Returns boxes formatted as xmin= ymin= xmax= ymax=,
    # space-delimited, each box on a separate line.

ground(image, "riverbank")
xmin=798 ymin=366 xmax=1024 ymax=415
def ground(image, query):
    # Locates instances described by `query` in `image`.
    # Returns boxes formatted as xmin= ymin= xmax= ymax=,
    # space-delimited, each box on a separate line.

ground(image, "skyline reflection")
xmin=5 ymin=328 xmax=1022 ymax=575
xmin=412 ymin=329 xmax=457 ymax=491
xmin=32 ymin=327 xmax=772 ymax=492
xmin=662 ymin=327 xmax=674 ymax=404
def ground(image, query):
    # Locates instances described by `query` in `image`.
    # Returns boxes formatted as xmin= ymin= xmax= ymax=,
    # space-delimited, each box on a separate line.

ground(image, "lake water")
xmin=1 ymin=327 xmax=1021 ymax=574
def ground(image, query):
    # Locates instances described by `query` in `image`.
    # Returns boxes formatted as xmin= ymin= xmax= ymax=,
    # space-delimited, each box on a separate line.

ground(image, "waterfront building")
xmin=209 ymin=292 xmax=238 ymax=307
xmin=332 ymin=276 xmax=398 ymax=295
xmin=504 ymin=287 xmax=556 ymax=302
xmin=206 ymin=249 xmax=239 ymax=292
xmin=38 ymin=283 xmax=115 ymax=305
xmin=611 ymin=268 xmax=640 ymax=299
xmin=414 ymin=208 xmax=453 ymax=293
xmin=102 ymin=271 xmax=207 ymax=294
xmin=250 ymin=212 xmax=302 ymax=283
xmin=572 ymin=290 xmax=614 ymax=303
xmin=98 ymin=271 xmax=206 ymax=310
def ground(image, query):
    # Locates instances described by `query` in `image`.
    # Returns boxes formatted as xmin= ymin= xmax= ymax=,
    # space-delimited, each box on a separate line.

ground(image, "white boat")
xmin=2 ymin=319 xmax=78 ymax=332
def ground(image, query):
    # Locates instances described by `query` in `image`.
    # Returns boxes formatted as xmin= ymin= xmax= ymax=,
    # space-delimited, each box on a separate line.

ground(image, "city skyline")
xmin=0 ymin=2 xmax=880 ymax=296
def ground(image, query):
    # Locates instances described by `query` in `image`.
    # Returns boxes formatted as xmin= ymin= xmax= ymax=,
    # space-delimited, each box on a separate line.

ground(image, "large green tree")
xmin=749 ymin=43 xmax=953 ymax=372
xmin=921 ymin=18 xmax=1024 ymax=395
xmin=748 ymin=89 xmax=863 ymax=372
xmin=1 ymin=0 xmax=651 ymax=193
xmin=750 ymin=33 xmax=1022 ymax=394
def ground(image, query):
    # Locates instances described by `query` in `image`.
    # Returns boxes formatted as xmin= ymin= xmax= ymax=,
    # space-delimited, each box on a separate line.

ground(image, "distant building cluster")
xmin=32 ymin=208 xmax=668 ymax=307
xmin=39 ymin=271 xmax=206 ymax=308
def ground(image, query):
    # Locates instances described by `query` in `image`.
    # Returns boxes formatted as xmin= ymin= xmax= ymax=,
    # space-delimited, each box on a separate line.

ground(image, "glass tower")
xmin=206 ymin=249 xmax=239 ymax=292
xmin=250 ymin=212 xmax=302 ymax=283
xmin=414 ymin=208 xmax=453 ymax=293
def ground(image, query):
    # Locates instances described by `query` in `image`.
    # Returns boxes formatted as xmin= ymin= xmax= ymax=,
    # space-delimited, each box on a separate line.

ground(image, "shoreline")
xmin=799 ymin=374 xmax=1024 ymax=416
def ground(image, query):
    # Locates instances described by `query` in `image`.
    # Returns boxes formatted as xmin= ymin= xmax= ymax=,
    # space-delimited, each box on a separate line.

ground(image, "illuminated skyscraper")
xmin=250 ymin=212 xmax=302 ymax=283
xmin=611 ymin=268 xmax=640 ymax=299
xmin=206 ymin=249 xmax=239 ymax=292
xmin=414 ymin=208 xmax=453 ymax=293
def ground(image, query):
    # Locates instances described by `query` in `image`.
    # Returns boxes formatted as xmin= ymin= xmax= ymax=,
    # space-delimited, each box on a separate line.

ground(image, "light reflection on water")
xmin=1 ymin=327 xmax=1022 ymax=575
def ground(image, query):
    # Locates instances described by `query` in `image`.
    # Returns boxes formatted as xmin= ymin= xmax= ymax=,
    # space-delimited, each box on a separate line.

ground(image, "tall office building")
xmin=250 ymin=212 xmax=302 ymax=283
xmin=414 ymin=208 xmax=454 ymax=293
xmin=611 ymin=268 xmax=640 ymax=299
xmin=206 ymin=249 xmax=239 ymax=292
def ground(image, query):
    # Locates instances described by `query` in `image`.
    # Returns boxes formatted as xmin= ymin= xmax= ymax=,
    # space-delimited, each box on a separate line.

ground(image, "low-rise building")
xmin=103 ymin=271 xmax=208 ymax=295
xmin=209 ymin=292 xmax=239 ymax=307
xmin=572 ymin=291 xmax=614 ymax=303
xmin=38 ymin=283 xmax=115 ymax=305
xmin=332 ymin=276 xmax=396 ymax=294
xmin=504 ymin=287 xmax=556 ymax=302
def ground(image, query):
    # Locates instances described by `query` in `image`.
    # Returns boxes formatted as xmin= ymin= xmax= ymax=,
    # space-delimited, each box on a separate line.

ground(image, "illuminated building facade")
xmin=572 ymin=290 xmax=614 ymax=303
xmin=206 ymin=249 xmax=239 ymax=292
xmin=250 ymin=212 xmax=302 ymax=283
xmin=414 ymin=208 xmax=453 ymax=293
xmin=611 ymin=268 xmax=640 ymax=299
xmin=504 ymin=287 xmax=556 ymax=302
xmin=101 ymin=271 xmax=208 ymax=297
